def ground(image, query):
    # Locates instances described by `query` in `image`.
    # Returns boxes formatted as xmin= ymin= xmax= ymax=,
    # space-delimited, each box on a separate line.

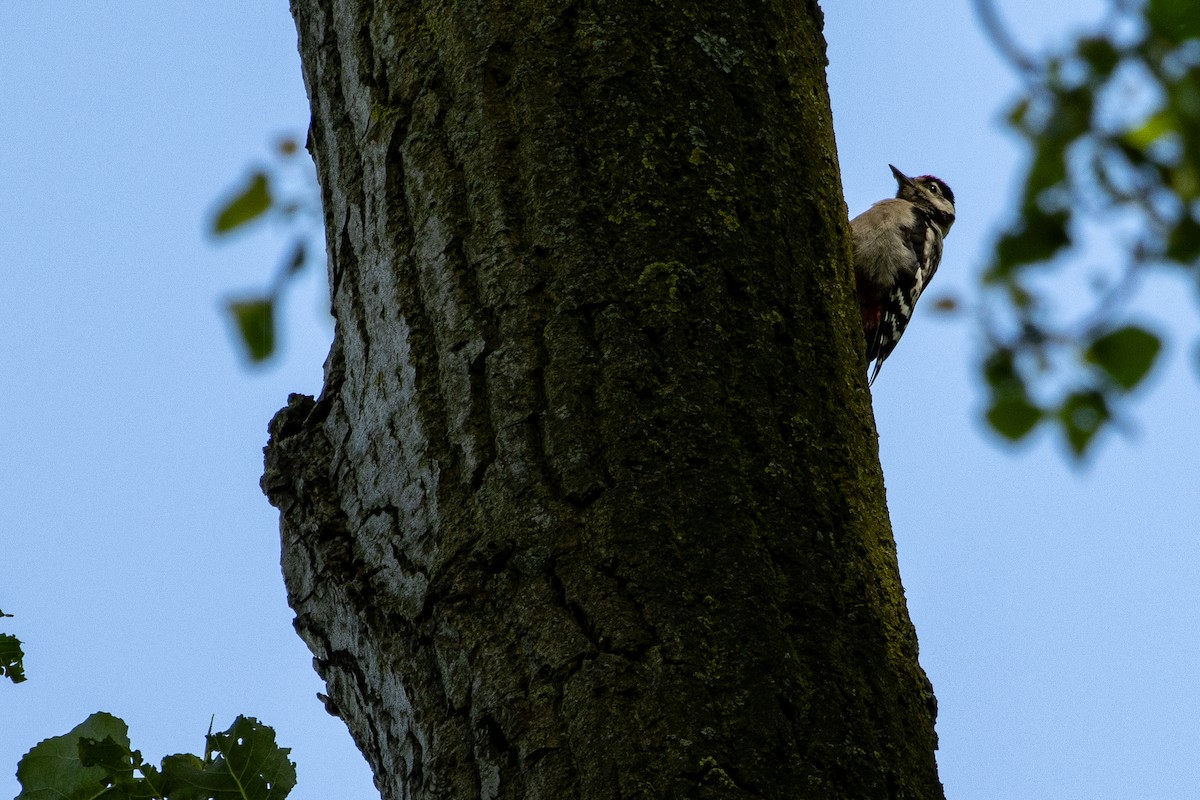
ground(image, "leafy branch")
xmin=16 ymin=712 xmax=296 ymax=800
xmin=210 ymin=137 xmax=323 ymax=363
xmin=970 ymin=0 xmax=1200 ymax=457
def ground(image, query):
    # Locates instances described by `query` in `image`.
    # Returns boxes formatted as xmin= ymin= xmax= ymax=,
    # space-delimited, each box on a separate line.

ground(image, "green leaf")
xmin=1123 ymin=110 xmax=1173 ymax=151
xmin=1147 ymin=0 xmax=1200 ymax=43
xmin=1024 ymin=137 xmax=1070 ymax=201
xmin=212 ymin=172 xmax=273 ymax=235
xmin=1085 ymin=325 xmax=1161 ymax=391
xmin=983 ymin=348 xmax=1019 ymax=389
xmin=16 ymin=712 xmax=130 ymax=800
xmin=1173 ymin=72 xmax=1200 ymax=126
xmin=228 ymin=298 xmax=276 ymax=362
xmin=160 ymin=717 xmax=295 ymax=800
xmin=1030 ymin=86 xmax=1092 ymax=170
xmin=77 ymin=735 xmax=157 ymax=796
xmin=0 ymin=632 xmax=26 ymax=683
xmin=1058 ymin=389 xmax=1111 ymax=456
xmin=1170 ymin=162 xmax=1200 ymax=201
xmin=1006 ymin=97 xmax=1032 ymax=134
xmin=982 ymin=349 xmax=1044 ymax=442
xmin=1076 ymin=36 xmax=1121 ymax=79
xmin=989 ymin=208 xmax=1071 ymax=281
xmin=1166 ymin=212 xmax=1200 ymax=263
xmin=986 ymin=393 xmax=1044 ymax=441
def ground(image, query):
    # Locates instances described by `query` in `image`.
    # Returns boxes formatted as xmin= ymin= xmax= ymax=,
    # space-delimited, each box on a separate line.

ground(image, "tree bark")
xmin=264 ymin=1 xmax=942 ymax=798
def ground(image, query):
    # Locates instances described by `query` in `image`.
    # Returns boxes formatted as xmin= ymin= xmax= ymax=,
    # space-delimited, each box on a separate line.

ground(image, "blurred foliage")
xmin=973 ymin=0 xmax=1200 ymax=457
xmin=210 ymin=136 xmax=321 ymax=364
xmin=16 ymin=712 xmax=295 ymax=800
xmin=1 ymin=609 xmax=26 ymax=684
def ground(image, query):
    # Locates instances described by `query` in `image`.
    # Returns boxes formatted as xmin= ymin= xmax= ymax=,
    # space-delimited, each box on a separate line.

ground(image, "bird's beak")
xmin=889 ymin=164 xmax=914 ymax=188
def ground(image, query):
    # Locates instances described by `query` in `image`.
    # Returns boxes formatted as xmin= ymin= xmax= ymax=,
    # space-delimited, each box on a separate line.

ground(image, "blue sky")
xmin=3 ymin=3 xmax=1197 ymax=800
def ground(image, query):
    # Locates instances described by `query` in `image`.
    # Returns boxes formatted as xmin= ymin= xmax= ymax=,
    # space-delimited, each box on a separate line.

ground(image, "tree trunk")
xmin=263 ymin=1 xmax=942 ymax=798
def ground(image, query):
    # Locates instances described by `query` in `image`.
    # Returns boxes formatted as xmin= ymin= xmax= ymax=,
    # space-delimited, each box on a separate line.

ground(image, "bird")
xmin=851 ymin=164 xmax=956 ymax=385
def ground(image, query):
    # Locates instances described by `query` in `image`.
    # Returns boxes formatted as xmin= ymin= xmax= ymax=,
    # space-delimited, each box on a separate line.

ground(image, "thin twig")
xmin=972 ymin=0 xmax=1039 ymax=76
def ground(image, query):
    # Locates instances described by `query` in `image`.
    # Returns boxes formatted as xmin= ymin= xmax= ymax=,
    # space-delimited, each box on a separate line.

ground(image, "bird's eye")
xmin=928 ymin=183 xmax=941 ymax=195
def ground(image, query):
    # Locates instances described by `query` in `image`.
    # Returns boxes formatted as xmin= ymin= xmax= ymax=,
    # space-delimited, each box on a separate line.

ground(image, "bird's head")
xmin=890 ymin=164 xmax=955 ymax=233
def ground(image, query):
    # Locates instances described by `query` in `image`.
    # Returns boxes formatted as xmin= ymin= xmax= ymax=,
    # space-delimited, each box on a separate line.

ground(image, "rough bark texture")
xmin=264 ymin=1 xmax=942 ymax=798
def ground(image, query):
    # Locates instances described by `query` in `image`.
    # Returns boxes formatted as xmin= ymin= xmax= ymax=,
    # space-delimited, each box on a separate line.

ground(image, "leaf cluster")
xmin=977 ymin=0 xmax=1200 ymax=456
xmin=1 ymin=608 xmax=26 ymax=684
xmin=16 ymin=712 xmax=296 ymax=800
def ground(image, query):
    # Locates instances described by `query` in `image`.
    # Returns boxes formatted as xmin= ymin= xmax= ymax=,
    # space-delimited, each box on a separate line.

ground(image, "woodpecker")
xmin=851 ymin=164 xmax=955 ymax=385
